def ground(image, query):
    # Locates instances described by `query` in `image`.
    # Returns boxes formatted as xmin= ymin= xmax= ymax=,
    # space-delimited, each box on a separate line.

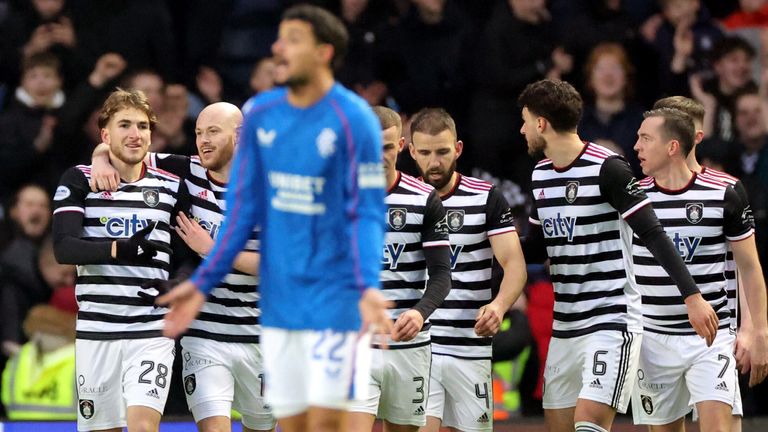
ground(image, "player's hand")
xmin=735 ymin=327 xmax=753 ymax=374
xmin=90 ymin=145 xmax=120 ymax=192
xmin=748 ymin=329 xmax=768 ymax=387
xmin=115 ymin=221 xmax=171 ymax=265
xmin=175 ymin=212 xmax=214 ymax=255
xmin=475 ymin=302 xmax=505 ymax=337
xmin=392 ymin=309 xmax=423 ymax=342
xmin=359 ymin=288 xmax=394 ymax=337
xmin=156 ymin=279 xmax=206 ymax=338
xmin=137 ymin=278 xmax=177 ymax=306
xmin=684 ymin=293 xmax=718 ymax=346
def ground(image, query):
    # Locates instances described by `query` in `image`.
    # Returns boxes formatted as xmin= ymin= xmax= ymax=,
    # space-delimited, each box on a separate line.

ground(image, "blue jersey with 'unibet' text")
xmin=191 ymin=83 xmax=386 ymax=331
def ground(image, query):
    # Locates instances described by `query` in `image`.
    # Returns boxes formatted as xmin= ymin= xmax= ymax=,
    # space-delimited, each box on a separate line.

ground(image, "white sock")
xmin=575 ymin=421 xmax=609 ymax=432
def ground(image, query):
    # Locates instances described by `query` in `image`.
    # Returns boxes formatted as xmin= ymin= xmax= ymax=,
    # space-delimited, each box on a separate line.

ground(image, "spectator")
xmin=336 ymin=0 xmax=391 ymax=105
xmin=722 ymin=0 xmax=768 ymax=29
xmin=579 ymin=43 xmax=645 ymax=175
xmin=249 ymin=56 xmax=276 ymax=96
xmin=0 ymin=184 xmax=51 ymax=358
xmin=643 ymin=0 xmax=723 ymax=95
xmin=68 ymin=0 xmax=177 ymax=82
xmin=467 ymin=0 xmax=571 ymax=188
xmin=693 ymin=35 xmax=757 ymax=142
xmin=0 ymin=52 xmax=64 ymax=201
xmin=123 ymin=69 xmax=195 ymax=155
xmin=377 ymin=0 xmax=473 ymax=120
xmin=0 ymin=0 xmax=87 ymax=90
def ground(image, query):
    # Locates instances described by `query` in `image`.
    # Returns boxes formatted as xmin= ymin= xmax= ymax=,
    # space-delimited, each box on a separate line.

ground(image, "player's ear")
xmin=317 ymin=43 xmax=334 ymax=66
xmin=408 ymin=142 xmax=417 ymax=159
xmin=397 ymin=137 xmax=405 ymax=153
xmin=100 ymin=128 xmax=110 ymax=145
xmin=669 ymin=139 xmax=680 ymax=157
xmin=455 ymin=140 xmax=464 ymax=158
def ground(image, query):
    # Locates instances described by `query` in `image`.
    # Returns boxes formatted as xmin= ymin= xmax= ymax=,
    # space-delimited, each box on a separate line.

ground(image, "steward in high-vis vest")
xmin=1 ymin=340 xmax=76 ymax=420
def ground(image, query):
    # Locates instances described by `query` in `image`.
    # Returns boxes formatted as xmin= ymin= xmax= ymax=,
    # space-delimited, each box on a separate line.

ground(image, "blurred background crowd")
xmin=3 ymin=0 xmax=768 ymax=422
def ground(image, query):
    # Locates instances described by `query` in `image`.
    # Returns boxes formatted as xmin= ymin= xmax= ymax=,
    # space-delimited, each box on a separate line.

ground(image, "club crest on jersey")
xmin=79 ymin=399 xmax=94 ymax=419
xmin=142 ymin=189 xmax=160 ymax=208
xmin=685 ymin=203 xmax=704 ymax=224
xmin=447 ymin=210 xmax=465 ymax=232
xmin=565 ymin=181 xmax=579 ymax=204
xmin=641 ymin=395 xmax=653 ymax=415
xmin=388 ymin=208 xmax=407 ymax=231
xmin=317 ymin=128 xmax=337 ymax=158
xmin=184 ymin=374 xmax=196 ymax=395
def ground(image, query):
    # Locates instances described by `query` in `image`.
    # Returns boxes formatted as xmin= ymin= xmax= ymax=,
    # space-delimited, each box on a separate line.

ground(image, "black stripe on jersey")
xmin=372 ymin=339 xmax=431 ymax=350
xmin=573 ymin=212 xmax=622 ymax=226
xmin=77 ymin=275 xmax=163 ymax=286
xmin=196 ymin=312 xmax=259 ymax=325
xmin=550 ymin=269 xmax=627 ymax=285
xmin=545 ymin=230 xmax=620 ymax=247
xmin=207 ymin=295 xmax=257 ymax=308
xmin=455 ymin=240 xmax=492 ymax=254
xmin=81 ymin=200 xmax=175 ymax=213
xmin=76 ymin=294 xmax=151 ymax=306
xmin=537 ymin=195 xmax=608 ymax=208
xmin=76 ymin=330 xmax=163 ymax=340
xmin=641 ymin=289 xmax=727 ymax=305
xmin=552 ymin=323 xmax=628 ymax=339
xmin=450 ymin=224 xmax=493 ymax=235
xmin=636 ymin=273 xmax=724 ymax=286
xmin=382 ymin=280 xmax=427 ymax=290
xmin=392 ymin=299 xmax=419 ymax=309
xmin=440 ymin=300 xmax=489 ymax=309
xmin=645 ymin=199 xmax=727 ymax=210
xmin=644 ymin=218 xmax=726 ymax=228
xmin=387 ymin=260 xmax=428 ymax=273
xmin=453 ymin=259 xmax=493 ymax=273
xmin=555 ymin=288 xmax=625 ymax=303
xmin=190 ymin=196 xmax=224 ymax=215
xmin=553 ymin=305 xmax=627 ymax=322
xmin=430 ymin=336 xmax=492 ymax=347
xmin=78 ymin=311 xmax=164 ymax=323
xmin=184 ymin=330 xmax=259 ymax=344
xmin=549 ymin=250 xmax=623 ymax=265
xmin=451 ymin=280 xmax=497 ymax=291
xmin=633 ymin=254 xmax=729 ymax=266
xmin=186 ymin=174 xmax=223 ymax=195
xmin=217 ymin=282 xmax=258 ymax=294
xmin=430 ymin=319 xmax=475 ymax=329
xmin=532 ymin=176 xmax=601 ymax=190
xmin=644 ymin=309 xmax=730 ymax=323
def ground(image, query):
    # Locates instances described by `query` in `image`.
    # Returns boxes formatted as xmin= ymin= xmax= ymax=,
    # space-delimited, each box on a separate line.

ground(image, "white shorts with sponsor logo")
xmin=76 ymin=337 xmax=175 ymax=431
xmin=180 ymin=337 xmax=275 ymax=430
xmin=632 ymin=329 xmax=736 ymax=425
xmin=543 ymin=331 xmax=641 ymax=414
xmin=261 ymin=327 xmax=372 ymax=419
xmin=425 ymin=354 xmax=492 ymax=432
xmin=347 ymin=342 xmax=431 ymax=426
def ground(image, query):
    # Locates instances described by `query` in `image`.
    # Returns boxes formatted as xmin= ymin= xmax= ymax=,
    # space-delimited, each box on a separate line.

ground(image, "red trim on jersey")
xmin=146 ymin=164 xmax=180 ymax=181
xmin=553 ymin=142 xmax=588 ymax=172
xmin=461 ymin=176 xmax=492 ymax=191
xmin=401 ymin=172 xmax=433 ymax=193
xmin=653 ymin=171 xmax=697 ymax=195
xmin=584 ymin=142 xmax=614 ymax=158
xmin=701 ymin=166 xmax=738 ymax=184
xmin=639 ymin=177 xmax=654 ymax=186
xmin=696 ymin=175 xmax=728 ymax=189
xmin=535 ymin=158 xmax=552 ymax=168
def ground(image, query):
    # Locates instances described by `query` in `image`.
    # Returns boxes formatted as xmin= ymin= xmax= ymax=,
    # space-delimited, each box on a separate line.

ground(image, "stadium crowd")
xmin=3 ymin=0 xmax=768 ymax=425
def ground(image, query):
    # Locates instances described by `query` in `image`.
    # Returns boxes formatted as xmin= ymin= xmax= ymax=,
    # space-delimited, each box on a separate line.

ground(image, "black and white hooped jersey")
xmin=52 ymin=164 xmax=181 ymax=340
xmin=429 ymin=174 xmax=516 ymax=360
xmin=381 ymin=172 xmax=449 ymax=348
xmin=149 ymin=153 xmax=261 ymax=344
xmin=632 ymin=173 xmax=753 ymax=335
xmin=529 ymin=143 xmax=648 ymax=339
xmin=700 ymin=166 xmax=750 ymax=330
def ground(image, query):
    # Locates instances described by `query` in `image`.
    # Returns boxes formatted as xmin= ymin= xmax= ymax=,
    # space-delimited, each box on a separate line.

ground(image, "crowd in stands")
xmin=3 ymin=0 xmax=768 ymax=421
